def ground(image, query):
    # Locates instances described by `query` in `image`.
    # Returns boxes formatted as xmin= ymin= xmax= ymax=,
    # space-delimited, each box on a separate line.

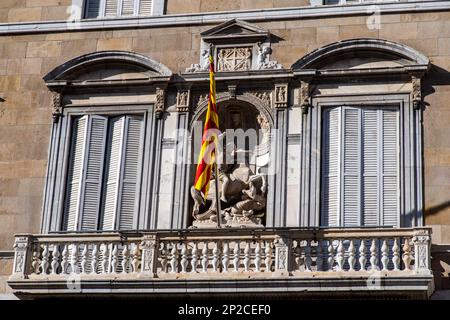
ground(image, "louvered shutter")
xmin=381 ymin=109 xmax=399 ymax=226
xmin=138 ymin=0 xmax=153 ymax=15
xmin=362 ymin=108 xmax=378 ymax=226
xmin=342 ymin=107 xmax=361 ymax=227
xmin=101 ymin=115 xmax=144 ymax=230
xmin=121 ymin=0 xmax=136 ymax=16
xmin=321 ymin=108 xmax=340 ymax=227
xmin=85 ymin=0 xmax=101 ymax=18
xmin=64 ymin=115 xmax=108 ymax=231
xmin=105 ymin=0 xmax=119 ymax=17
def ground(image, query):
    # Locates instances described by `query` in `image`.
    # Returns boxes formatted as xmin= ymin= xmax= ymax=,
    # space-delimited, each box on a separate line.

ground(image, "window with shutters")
xmin=321 ymin=105 xmax=400 ymax=228
xmin=63 ymin=114 xmax=145 ymax=231
xmin=84 ymin=0 xmax=160 ymax=19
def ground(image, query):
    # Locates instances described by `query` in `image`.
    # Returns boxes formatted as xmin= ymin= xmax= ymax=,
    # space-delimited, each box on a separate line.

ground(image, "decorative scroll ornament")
xmin=256 ymin=43 xmax=283 ymax=70
xmin=217 ymin=47 xmax=252 ymax=72
xmin=300 ymin=80 xmax=311 ymax=114
xmin=176 ymin=90 xmax=190 ymax=112
xmin=274 ymin=84 xmax=288 ymax=108
xmin=412 ymin=76 xmax=422 ymax=110
xmin=155 ymin=87 xmax=166 ymax=119
xmin=245 ymin=91 xmax=272 ymax=109
xmin=51 ymin=91 xmax=62 ymax=123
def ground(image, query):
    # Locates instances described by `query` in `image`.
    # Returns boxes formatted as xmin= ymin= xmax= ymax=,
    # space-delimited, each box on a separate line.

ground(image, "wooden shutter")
xmin=85 ymin=0 xmax=101 ymax=18
xmin=101 ymin=115 xmax=144 ymax=230
xmin=64 ymin=115 xmax=108 ymax=231
xmin=138 ymin=0 xmax=153 ymax=15
xmin=362 ymin=108 xmax=378 ymax=226
xmin=121 ymin=0 xmax=136 ymax=15
xmin=342 ymin=107 xmax=361 ymax=227
xmin=381 ymin=109 xmax=399 ymax=226
xmin=105 ymin=0 xmax=119 ymax=17
xmin=321 ymin=108 xmax=340 ymax=227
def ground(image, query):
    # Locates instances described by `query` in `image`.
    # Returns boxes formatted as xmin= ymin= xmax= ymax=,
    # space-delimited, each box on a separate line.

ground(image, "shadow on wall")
xmin=422 ymin=64 xmax=450 ymax=103
xmin=432 ymin=248 xmax=450 ymax=290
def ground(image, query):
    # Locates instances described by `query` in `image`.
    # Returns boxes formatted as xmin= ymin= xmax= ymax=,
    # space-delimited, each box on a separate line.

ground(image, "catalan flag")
xmin=193 ymin=51 xmax=220 ymax=198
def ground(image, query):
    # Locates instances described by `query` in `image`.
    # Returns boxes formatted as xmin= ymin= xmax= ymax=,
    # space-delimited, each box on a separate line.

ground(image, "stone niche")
xmin=190 ymin=99 xmax=271 ymax=229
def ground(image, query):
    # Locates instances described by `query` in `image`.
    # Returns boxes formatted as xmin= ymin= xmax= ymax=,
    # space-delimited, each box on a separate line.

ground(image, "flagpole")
xmin=209 ymin=43 xmax=222 ymax=228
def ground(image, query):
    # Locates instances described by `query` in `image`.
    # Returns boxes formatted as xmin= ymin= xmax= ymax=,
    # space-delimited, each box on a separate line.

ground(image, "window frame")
xmin=47 ymin=104 xmax=154 ymax=233
xmin=82 ymin=0 xmax=165 ymax=19
xmin=320 ymin=103 xmax=401 ymax=228
xmin=300 ymin=92 xmax=423 ymax=228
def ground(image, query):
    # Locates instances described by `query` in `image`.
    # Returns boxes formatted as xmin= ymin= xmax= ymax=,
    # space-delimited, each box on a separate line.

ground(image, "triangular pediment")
xmin=201 ymin=19 xmax=269 ymax=41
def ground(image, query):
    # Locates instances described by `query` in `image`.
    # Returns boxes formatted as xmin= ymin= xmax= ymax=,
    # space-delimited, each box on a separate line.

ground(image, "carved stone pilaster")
xmin=274 ymin=84 xmax=288 ymax=108
xmin=413 ymin=229 xmax=432 ymax=275
xmin=155 ymin=87 xmax=166 ymax=119
xmin=412 ymin=76 xmax=422 ymax=110
xmin=11 ymin=235 xmax=32 ymax=279
xmin=300 ymin=80 xmax=311 ymax=114
xmin=140 ymin=236 xmax=157 ymax=277
xmin=51 ymin=91 xmax=63 ymax=123
xmin=176 ymin=90 xmax=190 ymax=113
xmin=274 ymin=236 xmax=290 ymax=275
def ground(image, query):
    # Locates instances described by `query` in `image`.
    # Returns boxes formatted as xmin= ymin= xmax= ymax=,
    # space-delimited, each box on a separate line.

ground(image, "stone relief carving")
xmin=185 ymin=49 xmax=210 ymax=73
xmin=412 ymin=76 xmax=422 ymax=110
xmin=176 ymin=90 xmax=190 ymax=112
xmin=244 ymin=91 xmax=272 ymax=109
xmin=256 ymin=43 xmax=283 ymax=70
xmin=300 ymin=80 xmax=311 ymax=114
xmin=155 ymin=88 xmax=166 ymax=119
xmin=217 ymin=47 xmax=252 ymax=72
xmin=51 ymin=91 xmax=62 ymax=123
xmin=274 ymin=84 xmax=288 ymax=108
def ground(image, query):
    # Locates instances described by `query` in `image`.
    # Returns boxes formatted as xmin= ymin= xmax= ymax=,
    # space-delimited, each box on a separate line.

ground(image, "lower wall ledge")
xmin=8 ymin=276 xmax=435 ymax=300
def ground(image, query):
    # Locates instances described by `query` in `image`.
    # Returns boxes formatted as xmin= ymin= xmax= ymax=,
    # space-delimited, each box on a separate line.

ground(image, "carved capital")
xmin=176 ymin=89 xmax=190 ymax=113
xmin=412 ymin=76 xmax=422 ymax=110
xmin=299 ymin=80 xmax=311 ymax=114
xmin=51 ymin=91 xmax=63 ymax=123
xmin=155 ymin=87 xmax=166 ymax=119
xmin=274 ymin=84 xmax=288 ymax=108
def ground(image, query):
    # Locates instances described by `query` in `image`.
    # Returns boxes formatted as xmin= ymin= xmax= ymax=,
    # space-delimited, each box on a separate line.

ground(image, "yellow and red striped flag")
xmin=193 ymin=51 xmax=220 ymax=198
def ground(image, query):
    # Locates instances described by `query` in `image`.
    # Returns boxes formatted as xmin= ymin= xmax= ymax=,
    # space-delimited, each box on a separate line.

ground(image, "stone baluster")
xmin=32 ymin=244 xmax=41 ymax=274
xmin=264 ymin=241 xmax=272 ymax=272
xmin=243 ymin=242 xmax=250 ymax=272
xmin=40 ymin=243 xmax=50 ymax=275
xmin=402 ymin=238 xmax=412 ymax=271
xmin=121 ymin=244 xmax=129 ymax=273
xmin=131 ymin=243 xmax=140 ymax=273
xmin=327 ymin=240 xmax=335 ymax=271
xmin=392 ymin=238 xmax=400 ymax=271
xmin=336 ymin=240 xmax=345 ymax=271
xmin=101 ymin=243 xmax=109 ymax=274
xmin=70 ymin=243 xmax=78 ymax=274
xmin=51 ymin=244 xmax=60 ymax=275
xmin=222 ymin=242 xmax=229 ymax=272
xmin=180 ymin=243 xmax=188 ymax=273
xmin=212 ymin=242 xmax=220 ymax=272
xmin=381 ymin=239 xmax=389 ymax=271
xmin=61 ymin=244 xmax=69 ymax=274
xmin=233 ymin=242 xmax=240 ymax=272
xmin=201 ymin=242 xmax=208 ymax=273
xmin=255 ymin=242 xmax=261 ymax=272
xmin=294 ymin=241 xmax=302 ymax=270
xmin=305 ymin=240 xmax=312 ymax=272
xmin=348 ymin=240 xmax=356 ymax=271
xmin=191 ymin=242 xmax=199 ymax=273
xmin=91 ymin=243 xmax=99 ymax=274
xmin=159 ymin=242 xmax=168 ymax=273
xmin=80 ymin=244 xmax=88 ymax=274
xmin=316 ymin=240 xmax=323 ymax=272
xmin=358 ymin=240 xmax=366 ymax=271
xmin=110 ymin=244 xmax=118 ymax=273
xmin=169 ymin=243 xmax=178 ymax=273
xmin=370 ymin=239 xmax=378 ymax=271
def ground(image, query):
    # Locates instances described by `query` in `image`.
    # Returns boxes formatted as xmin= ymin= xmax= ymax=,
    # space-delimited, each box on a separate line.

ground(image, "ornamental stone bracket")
xmin=51 ymin=90 xmax=63 ymax=123
xmin=299 ymin=80 xmax=311 ymax=115
xmin=155 ymin=86 xmax=167 ymax=119
xmin=411 ymin=75 xmax=423 ymax=110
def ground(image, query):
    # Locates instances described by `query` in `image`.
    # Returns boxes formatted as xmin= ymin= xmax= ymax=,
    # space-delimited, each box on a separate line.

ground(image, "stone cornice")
xmin=0 ymin=1 xmax=449 ymax=35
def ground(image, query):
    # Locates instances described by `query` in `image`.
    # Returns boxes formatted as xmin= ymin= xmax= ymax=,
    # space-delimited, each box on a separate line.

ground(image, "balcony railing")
xmin=9 ymin=227 xmax=433 ymax=298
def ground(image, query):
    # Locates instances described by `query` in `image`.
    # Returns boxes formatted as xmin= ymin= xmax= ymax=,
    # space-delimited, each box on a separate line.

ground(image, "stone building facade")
xmin=0 ymin=0 xmax=449 ymax=299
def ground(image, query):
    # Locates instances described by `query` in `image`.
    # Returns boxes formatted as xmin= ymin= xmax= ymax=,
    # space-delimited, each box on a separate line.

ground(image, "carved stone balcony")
xmin=9 ymin=228 xmax=434 ymax=299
